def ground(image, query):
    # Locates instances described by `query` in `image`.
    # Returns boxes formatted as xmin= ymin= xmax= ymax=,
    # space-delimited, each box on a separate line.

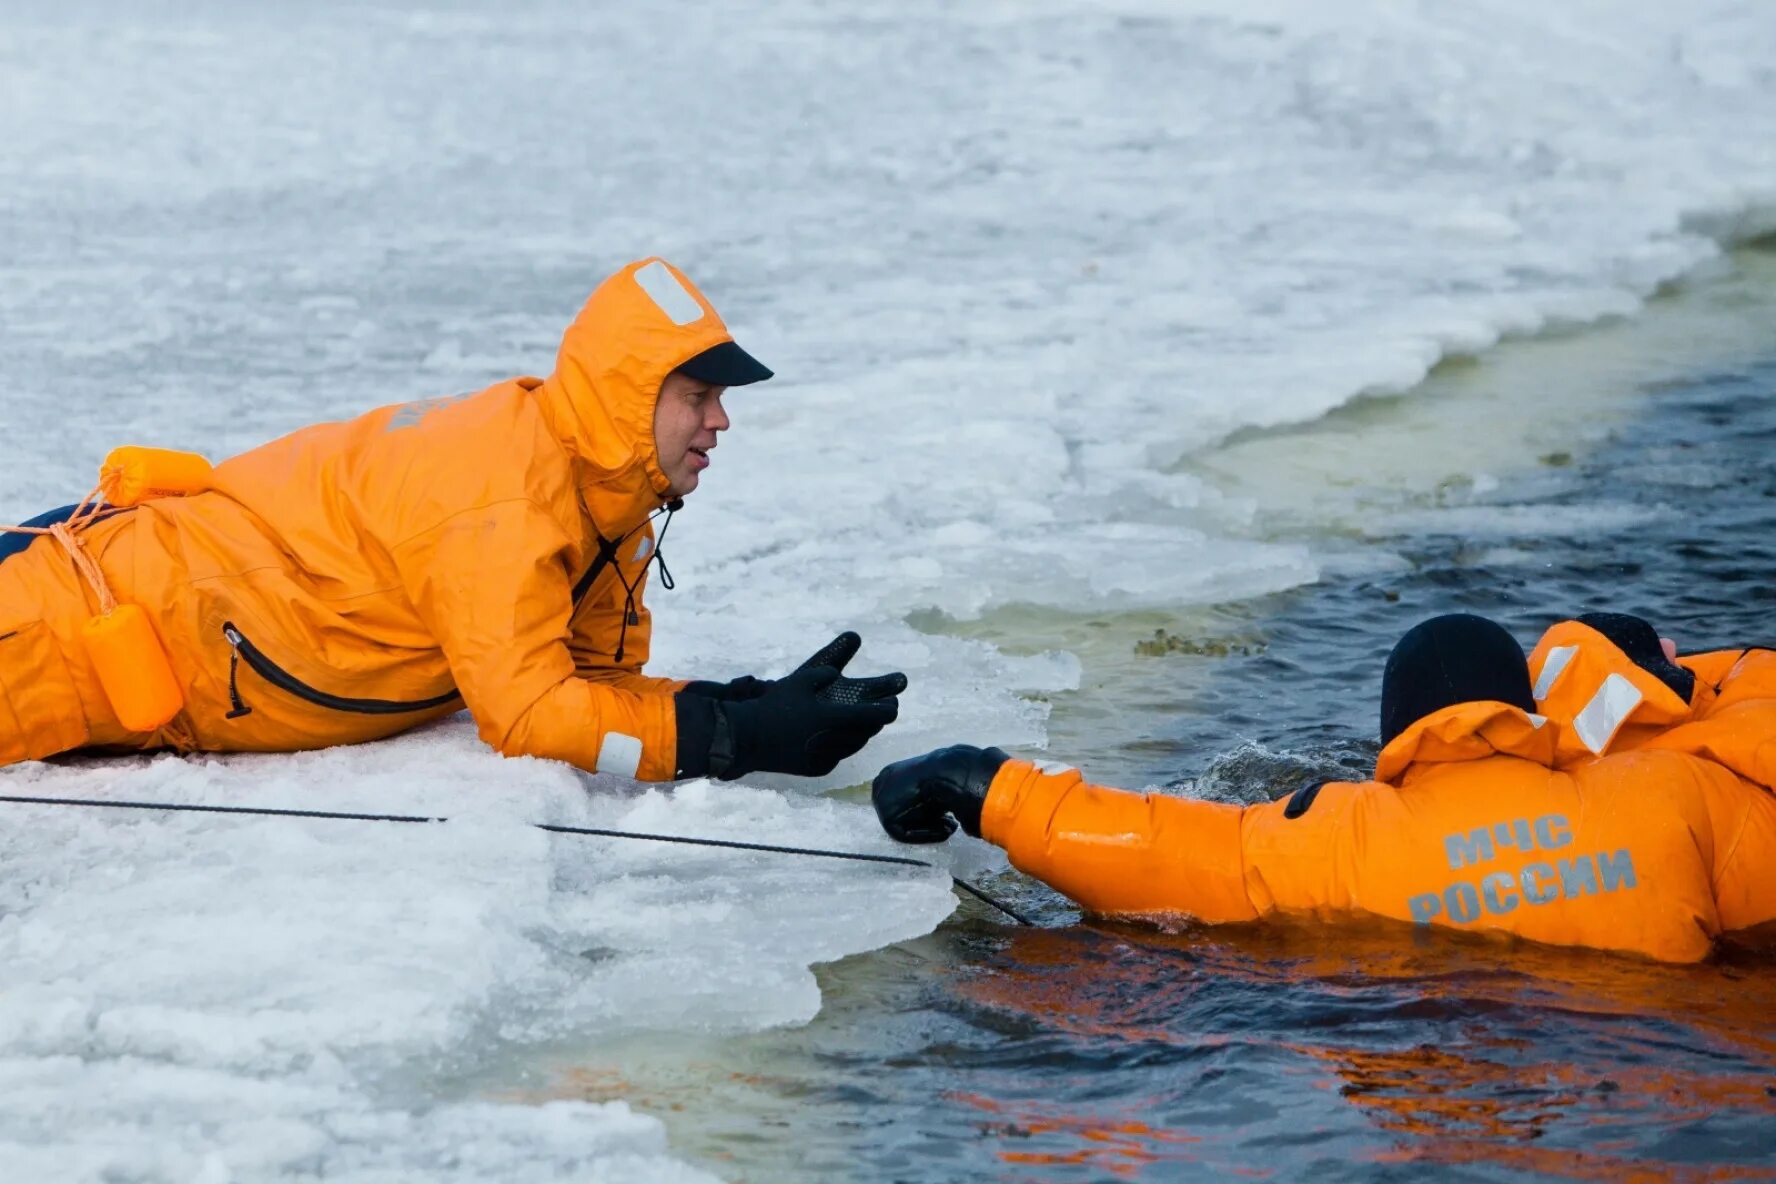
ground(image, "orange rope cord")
xmin=0 ymin=487 xmax=129 ymax=615
xmin=2 ymin=489 xmax=194 ymax=746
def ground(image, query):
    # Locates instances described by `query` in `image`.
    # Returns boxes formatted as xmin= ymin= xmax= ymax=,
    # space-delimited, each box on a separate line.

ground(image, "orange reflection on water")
xmin=949 ymin=920 xmax=1776 ymax=1179
xmin=1299 ymin=1040 xmax=1776 ymax=1181
xmin=1371 ymin=1138 xmax=1776 ymax=1184
xmin=951 ymin=1090 xmax=1210 ymax=1179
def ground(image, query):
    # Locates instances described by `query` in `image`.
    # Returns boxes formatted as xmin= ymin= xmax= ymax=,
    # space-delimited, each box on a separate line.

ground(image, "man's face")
xmin=653 ymin=371 xmax=731 ymax=496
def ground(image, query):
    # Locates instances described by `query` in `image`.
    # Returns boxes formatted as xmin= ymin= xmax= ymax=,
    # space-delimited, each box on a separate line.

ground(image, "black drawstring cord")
xmin=612 ymin=498 xmax=681 ymax=664
xmin=651 ymin=498 xmax=680 ymax=592
xmin=0 ymin=793 xmax=1036 ymax=926
xmin=613 ymin=583 xmax=636 ymax=663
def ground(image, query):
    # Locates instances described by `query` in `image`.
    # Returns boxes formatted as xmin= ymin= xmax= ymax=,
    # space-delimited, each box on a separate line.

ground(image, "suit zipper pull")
xmin=222 ymin=624 xmax=254 ymax=719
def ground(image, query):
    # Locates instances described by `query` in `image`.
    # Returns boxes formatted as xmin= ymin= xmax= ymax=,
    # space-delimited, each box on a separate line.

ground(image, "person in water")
xmin=0 ymin=257 xmax=903 ymax=781
xmin=1528 ymin=611 xmax=1776 ymax=782
xmin=872 ymin=613 xmax=1776 ymax=963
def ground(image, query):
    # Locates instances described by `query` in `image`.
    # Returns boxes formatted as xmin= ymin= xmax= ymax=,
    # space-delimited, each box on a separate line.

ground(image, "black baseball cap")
xmin=676 ymin=340 xmax=773 ymax=386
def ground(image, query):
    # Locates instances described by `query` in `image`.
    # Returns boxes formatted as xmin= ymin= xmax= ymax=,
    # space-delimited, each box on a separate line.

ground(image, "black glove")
xmin=679 ymin=632 xmax=908 ymax=706
xmin=676 ymin=674 xmax=773 ymax=702
xmin=675 ymin=663 xmax=904 ymax=780
xmin=871 ymin=745 xmax=1010 ymax=843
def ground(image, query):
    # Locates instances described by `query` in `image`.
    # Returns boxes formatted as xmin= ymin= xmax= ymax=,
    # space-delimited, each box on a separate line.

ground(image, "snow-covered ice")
xmin=0 ymin=726 xmax=960 ymax=1180
xmin=3 ymin=0 xmax=1775 ymax=1178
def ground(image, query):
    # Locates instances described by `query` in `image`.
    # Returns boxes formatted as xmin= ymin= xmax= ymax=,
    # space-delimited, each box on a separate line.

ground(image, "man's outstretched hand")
xmin=871 ymin=745 xmax=1010 ymax=843
xmin=680 ymin=631 xmax=908 ymax=705
xmin=675 ymin=632 xmax=908 ymax=780
xmin=795 ymin=631 xmax=908 ymax=705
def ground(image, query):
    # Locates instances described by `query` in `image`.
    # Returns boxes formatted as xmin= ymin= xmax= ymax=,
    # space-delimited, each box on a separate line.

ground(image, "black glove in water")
xmin=674 ymin=640 xmax=907 ymax=780
xmin=679 ymin=632 xmax=908 ymax=706
xmin=871 ymin=745 xmax=1011 ymax=843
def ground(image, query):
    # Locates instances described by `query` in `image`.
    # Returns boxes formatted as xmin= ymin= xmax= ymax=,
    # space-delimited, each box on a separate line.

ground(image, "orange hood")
xmin=1528 ymin=620 xmax=1705 ymax=766
xmin=536 ymin=257 xmax=739 ymax=533
xmin=1374 ymin=700 xmax=1557 ymax=785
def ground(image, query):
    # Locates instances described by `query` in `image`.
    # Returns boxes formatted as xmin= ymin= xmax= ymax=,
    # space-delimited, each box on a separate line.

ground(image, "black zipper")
xmin=222 ymin=622 xmax=462 ymax=717
xmin=221 ymin=519 xmax=647 ymax=719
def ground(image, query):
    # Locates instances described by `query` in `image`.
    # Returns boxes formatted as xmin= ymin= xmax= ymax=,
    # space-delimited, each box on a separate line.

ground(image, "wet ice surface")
xmin=0 ymin=732 xmax=962 ymax=1182
xmin=4 ymin=0 xmax=1776 ymax=1179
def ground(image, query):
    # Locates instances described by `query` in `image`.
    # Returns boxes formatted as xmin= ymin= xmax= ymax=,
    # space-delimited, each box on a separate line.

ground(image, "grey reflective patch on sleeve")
xmin=595 ymin=732 xmax=643 ymax=779
xmin=634 ymin=261 xmax=706 ymax=326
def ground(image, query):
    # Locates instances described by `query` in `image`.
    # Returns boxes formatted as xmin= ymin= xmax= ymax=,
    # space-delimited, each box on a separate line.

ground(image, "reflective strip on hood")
xmin=1573 ymin=673 xmax=1644 ymax=755
xmin=634 ymin=261 xmax=707 ymax=326
xmin=1533 ymin=645 xmax=1578 ymax=701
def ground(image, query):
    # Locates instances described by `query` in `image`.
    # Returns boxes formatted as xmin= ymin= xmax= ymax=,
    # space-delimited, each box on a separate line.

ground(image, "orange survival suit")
xmin=874 ymin=614 xmax=1776 ymax=962
xmin=979 ymin=703 xmax=1776 ymax=963
xmin=0 ymin=258 xmax=733 ymax=779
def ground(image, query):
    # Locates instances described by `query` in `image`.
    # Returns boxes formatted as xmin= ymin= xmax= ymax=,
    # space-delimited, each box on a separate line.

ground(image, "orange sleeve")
xmin=1681 ymin=649 xmax=1745 ymax=690
xmin=391 ymin=499 xmax=678 ymax=780
xmin=1236 ymin=782 xmax=1367 ymax=916
xmin=1701 ymin=767 xmax=1776 ymax=935
xmin=1645 ymin=700 xmax=1776 ymax=792
xmin=1698 ymin=649 xmax=1776 ymax=712
xmin=980 ymin=759 xmax=1259 ymax=923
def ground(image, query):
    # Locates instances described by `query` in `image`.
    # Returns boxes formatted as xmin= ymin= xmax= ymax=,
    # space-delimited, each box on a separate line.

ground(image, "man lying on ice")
xmin=0 ymin=258 xmax=903 ymax=783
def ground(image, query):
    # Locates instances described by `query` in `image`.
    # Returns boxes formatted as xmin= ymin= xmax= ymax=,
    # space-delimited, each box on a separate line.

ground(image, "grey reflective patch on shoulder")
xmin=595 ymin=732 xmax=643 ymax=779
xmin=634 ymin=261 xmax=706 ymax=326
xmin=386 ymin=403 xmax=426 ymax=432
xmin=386 ymin=392 xmax=473 ymax=433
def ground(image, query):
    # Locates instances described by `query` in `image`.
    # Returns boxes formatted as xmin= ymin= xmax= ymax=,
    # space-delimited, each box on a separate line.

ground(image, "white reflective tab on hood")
xmin=634 ymin=261 xmax=705 ymax=326
xmin=633 ymin=535 xmax=654 ymax=563
xmin=1573 ymin=673 xmax=1643 ymax=755
xmin=1533 ymin=645 xmax=1578 ymax=701
xmin=595 ymin=732 xmax=643 ymax=778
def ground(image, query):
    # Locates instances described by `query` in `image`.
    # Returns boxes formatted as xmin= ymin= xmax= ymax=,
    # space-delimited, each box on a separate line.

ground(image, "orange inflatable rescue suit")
xmin=873 ymin=614 xmax=1776 ymax=963
xmin=0 ymin=258 xmax=903 ymax=781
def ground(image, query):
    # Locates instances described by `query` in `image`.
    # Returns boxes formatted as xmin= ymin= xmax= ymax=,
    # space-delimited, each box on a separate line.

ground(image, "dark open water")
xmin=1159 ymin=352 xmax=1776 ymax=793
xmin=589 ymin=336 xmax=1776 ymax=1179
